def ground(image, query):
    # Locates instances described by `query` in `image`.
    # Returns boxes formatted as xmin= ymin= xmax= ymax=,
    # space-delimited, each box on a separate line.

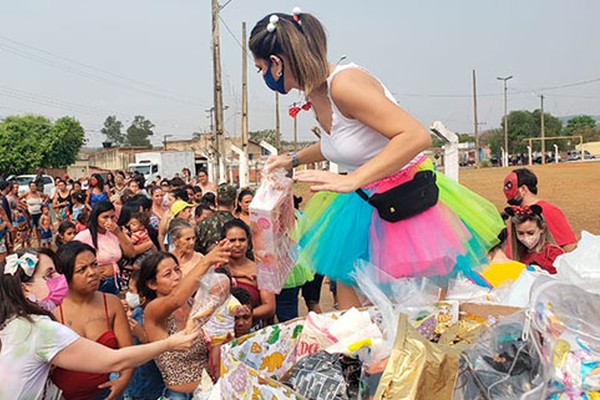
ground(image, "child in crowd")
xmin=505 ymin=205 xmax=564 ymax=275
xmin=231 ymin=287 xmax=254 ymax=338
xmin=70 ymin=191 xmax=87 ymax=223
xmin=55 ymin=220 xmax=76 ymax=248
xmin=128 ymin=212 xmax=153 ymax=268
xmin=15 ymin=210 xmax=31 ymax=249
xmin=121 ymin=270 xmax=166 ymax=400
xmin=74 ymin=211 xmax=88 ymax=233
xmin=38 ymin=204 xmax=52 ymax=249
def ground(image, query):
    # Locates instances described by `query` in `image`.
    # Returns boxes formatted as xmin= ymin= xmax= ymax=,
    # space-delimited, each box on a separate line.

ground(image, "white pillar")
xmin=553 ymin=144 xmax=559 ymax=164
xmin=527 ymin=146 xmax=532 ymax=166
xmin=259 ymin=140 xmax=278 ymax=156
xmin=231 ymin=144 xmax=249 ymax=188
xmin=430 ymin=121 xmax=459 ymax=181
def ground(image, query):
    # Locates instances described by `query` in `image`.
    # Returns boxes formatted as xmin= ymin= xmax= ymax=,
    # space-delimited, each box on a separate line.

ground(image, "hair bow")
xmin=267 ymin=15 xmax=279 ymax=33
xmin=292 ymin=7 xmax=302 ymax=24
xmin=288 ymin=101 xmax=312 ymax=118
xmin=4 ymin=253 xmax=38 ymax=277
xmin=505 ymin=204 xmax=543 ymax=217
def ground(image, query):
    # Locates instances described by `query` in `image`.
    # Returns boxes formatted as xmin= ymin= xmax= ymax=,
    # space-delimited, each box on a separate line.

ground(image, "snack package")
xmin=249 ymin=168 xmax=296 ymax=294
xmin=220 ymin=363 xmax=304 ymax=400
xmin=190 ymin=270 xmax=231 ymax=328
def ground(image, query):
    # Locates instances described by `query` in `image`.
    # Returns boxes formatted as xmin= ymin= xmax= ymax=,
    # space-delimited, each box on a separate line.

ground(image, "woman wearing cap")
xmin=73 ymin=200 xmax=135 ymax=294
xmin=252 ymin=9 xmax=504 ymax=309
xmin=158 ymin=199 xmax=194 ymax=252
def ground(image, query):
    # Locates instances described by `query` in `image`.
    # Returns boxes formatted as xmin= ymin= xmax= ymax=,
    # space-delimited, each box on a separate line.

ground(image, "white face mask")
xmin=519 ymin=233 xmax=541 ymax=250
xmin=125 ymin=292 xmax=141 ymax=309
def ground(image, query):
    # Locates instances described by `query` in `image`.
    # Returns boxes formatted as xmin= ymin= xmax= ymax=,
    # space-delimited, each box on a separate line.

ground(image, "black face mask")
xmin=507 ymin=196 xmax=523 ymax=206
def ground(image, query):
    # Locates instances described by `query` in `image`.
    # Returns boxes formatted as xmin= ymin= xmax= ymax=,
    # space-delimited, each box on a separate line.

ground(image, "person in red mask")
xmin=87 ymin=174 xmax=109 ymax=211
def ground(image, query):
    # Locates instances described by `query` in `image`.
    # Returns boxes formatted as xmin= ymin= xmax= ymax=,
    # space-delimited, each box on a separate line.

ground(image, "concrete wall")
xmin=86 ymin=147 xmax=142 ymax=171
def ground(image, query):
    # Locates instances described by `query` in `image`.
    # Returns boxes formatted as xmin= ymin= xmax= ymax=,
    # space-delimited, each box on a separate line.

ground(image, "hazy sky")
xmin=1 ymin=0 xmax=599 ymax=147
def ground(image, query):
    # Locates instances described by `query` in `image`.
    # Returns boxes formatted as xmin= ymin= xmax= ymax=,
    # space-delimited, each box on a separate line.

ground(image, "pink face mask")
xmin=519 ymin=233 xmax=541 ymax=250
xmin=40 ymin=275 xmax=69 ymax=310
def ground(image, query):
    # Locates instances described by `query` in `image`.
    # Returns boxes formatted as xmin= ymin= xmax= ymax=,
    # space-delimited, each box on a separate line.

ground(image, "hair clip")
xmin=267 ymin=15 xmax=279 ymax=33
xmin=292 ymin=7 xmax=302 ymax=24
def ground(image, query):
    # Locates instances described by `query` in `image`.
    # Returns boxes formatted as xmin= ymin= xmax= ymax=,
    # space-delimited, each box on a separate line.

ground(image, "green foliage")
xmin=126 ymin=115 xmax=154 ymax=147
xmin=249 ymin=129 xmax=278 ymax=147
xmin=44 ymin=117 xmax=86 ymax=168
xmin=493 ymin=110 xmax=564 ymax=156
xmin=0 ymin=114 xmax=85 ymax=174
xmin=457 ymin=133 xmax=474 ymax=143
xmin=101 ymin=115 xmax=125 ymax=146
xmin=563 ymin=115 xmax=600 ymax=143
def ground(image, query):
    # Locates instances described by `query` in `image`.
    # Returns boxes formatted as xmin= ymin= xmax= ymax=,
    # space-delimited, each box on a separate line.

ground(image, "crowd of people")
xmin=0 ymin=9 xmax=582 ymax=400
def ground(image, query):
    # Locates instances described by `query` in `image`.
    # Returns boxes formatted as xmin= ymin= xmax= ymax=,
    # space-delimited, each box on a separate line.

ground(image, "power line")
xmin=0 ymin=37 xmax=208 ymax=108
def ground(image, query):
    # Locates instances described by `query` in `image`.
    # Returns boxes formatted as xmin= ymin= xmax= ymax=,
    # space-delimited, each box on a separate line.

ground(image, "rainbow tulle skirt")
xmin=293 ymin=157 xmax=504 ymax=287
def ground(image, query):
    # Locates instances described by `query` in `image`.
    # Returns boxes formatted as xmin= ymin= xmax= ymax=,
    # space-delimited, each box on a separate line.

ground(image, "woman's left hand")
xmin=98 ymin=375 xmax=128 ymax=400
xmin=295 ymin=170 xmax=360 ymax=193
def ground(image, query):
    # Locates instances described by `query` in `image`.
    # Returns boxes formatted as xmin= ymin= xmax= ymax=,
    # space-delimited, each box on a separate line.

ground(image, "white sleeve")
xmin=34 ymin=317 xmax=80 ymax=363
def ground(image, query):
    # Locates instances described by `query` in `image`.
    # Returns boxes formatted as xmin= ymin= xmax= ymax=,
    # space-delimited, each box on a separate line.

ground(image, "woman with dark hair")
xmin=150 ymin=185 xmax=168 ymax=229
xmin=73 ymin=200 xmax=134 ymax=294
xmin=234 ymin=189 xmax=254 ymax=227
xmin=114 ymin=170 xmax=128 ymax=198
xmin=0 ymin=247 xmax=201 ymax=400
xmin=139 ymin=243 xmax=230 ymax=398
xmin=51 ymin=241 xmax=134 ymax=399
xmin=200 ymin=192 xmax=217 ymax=209
xmin=196 ymin=169 xmax=216 ymax=195
xmin=221 ymin=219 xmax=275 ymax=328
xmin=106 ymin=172 xmax=116 ymax=193
xmin=52 ymin=178 xmax=72 ymax=221
xmin=87 ymin=173 xmax=109 ymax=211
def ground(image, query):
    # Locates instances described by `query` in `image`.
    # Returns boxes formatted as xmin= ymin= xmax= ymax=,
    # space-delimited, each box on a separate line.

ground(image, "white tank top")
xmin=320 ymin=63 xmax=420 ymax=172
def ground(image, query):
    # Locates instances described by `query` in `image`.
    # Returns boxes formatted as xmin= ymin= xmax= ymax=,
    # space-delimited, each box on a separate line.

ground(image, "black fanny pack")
xmin=356 ymin=170 xmax=439 ymax=222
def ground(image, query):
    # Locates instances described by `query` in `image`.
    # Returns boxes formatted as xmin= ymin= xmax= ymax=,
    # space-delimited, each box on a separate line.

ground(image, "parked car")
xmin=567 ymin=150 xmax=595 ymax=161
xmin=6 ymin=174 xmax=56 ymax=197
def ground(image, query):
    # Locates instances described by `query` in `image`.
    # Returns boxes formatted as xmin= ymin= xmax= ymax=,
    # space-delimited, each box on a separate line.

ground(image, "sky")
xmin=1 ymin=0 xmax=599 ymax=147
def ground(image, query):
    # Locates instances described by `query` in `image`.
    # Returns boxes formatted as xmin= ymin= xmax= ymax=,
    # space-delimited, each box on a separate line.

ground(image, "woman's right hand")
xmin=265 ymin=154 xmax=292 ymax=173
xmin=203 ymin=239 xmax=232 ymax=266
xmin=166 ymin=328 xmax=202 ymax=351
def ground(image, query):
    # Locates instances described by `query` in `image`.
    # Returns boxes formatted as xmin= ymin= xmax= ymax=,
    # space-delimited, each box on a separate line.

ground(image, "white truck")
xmin=128 ymin=151 xmax=195 ymax=182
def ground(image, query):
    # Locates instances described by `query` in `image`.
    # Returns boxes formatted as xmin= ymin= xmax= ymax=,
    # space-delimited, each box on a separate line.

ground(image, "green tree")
xmin=101 ymin=115 xmax=125 ymax=146
xmin=563 ymin=115 xmax=600 ymax=143
xmin=44 ymin=117 xmax=86 ymax=167
xmin=249 ymin=129 xmax=278 ymax=147
xmin=0 ymin=115 xmax=52 ymax=174
xmin=126 ymin=115 xmax=154 ymax=147
xmin=499 ymin=109 xmax=563 ymax=155
xmin=480 ymin=128 xmax=504 ymax=156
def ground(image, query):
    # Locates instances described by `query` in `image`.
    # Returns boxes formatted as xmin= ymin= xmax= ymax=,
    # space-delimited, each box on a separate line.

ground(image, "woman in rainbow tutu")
xmin=250 ymin=9 xmax=504 ymax=309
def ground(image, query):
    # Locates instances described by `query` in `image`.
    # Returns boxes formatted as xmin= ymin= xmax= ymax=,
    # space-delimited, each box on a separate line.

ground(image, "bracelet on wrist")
xmin=288 ymin=152 xmax=299 ymax=168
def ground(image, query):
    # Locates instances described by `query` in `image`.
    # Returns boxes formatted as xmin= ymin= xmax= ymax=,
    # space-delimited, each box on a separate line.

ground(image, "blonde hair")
xmin=249 ymin=12 xmax=329 ymax=95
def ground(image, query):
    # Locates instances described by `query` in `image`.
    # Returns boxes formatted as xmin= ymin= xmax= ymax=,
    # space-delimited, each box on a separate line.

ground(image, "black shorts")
xmin=302 ymin=273 xmax=324 ymax=305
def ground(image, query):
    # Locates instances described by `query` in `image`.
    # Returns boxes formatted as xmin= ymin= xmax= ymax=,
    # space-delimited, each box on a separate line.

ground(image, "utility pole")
xmin=241 ymin=21 xmax=249 ymax=186
xmin=211 ymin=0 xmax=225 ymax=182
xmin=293 ymin=116 xmax=298 ymax=152
xmin=540 ymin=94 xmax=546 ymax=165
xmin=472 ymin=69 xmax=480 ymax=167
xmin=497 ymin=75 xmax=513 ymax=167
xmin=275 ymin=93 xmax=281 ymax=150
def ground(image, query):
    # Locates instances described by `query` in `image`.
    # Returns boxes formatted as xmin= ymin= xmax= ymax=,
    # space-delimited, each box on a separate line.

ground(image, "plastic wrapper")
xmin=554 ymin=231 xmax=600 ymax=295
xmin=454 ymin=311 xmax=544 ymax=400
xmin=283 ymin=351 xmax=362 ymax=400
xmin=249 ymin=168 xmax=296 ymax=294
xmin=375 ymin=313 xmax=460 ymax=400
xmin=529 ymin=279 xmax=600 ymax=399
xmin=190 ymin=270 xmax=231 ymax=329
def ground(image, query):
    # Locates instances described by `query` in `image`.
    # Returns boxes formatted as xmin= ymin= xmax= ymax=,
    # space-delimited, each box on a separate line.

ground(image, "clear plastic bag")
xmin=529 ymin=279 xmax=600 ymax=399
xmin=249 ymin=168 xmax=296 ymax=294
xmin=454 ymin=311 xmax=544 ymax=399
xmin=189 ymin=269 xmax=231 ymax=328
xmin=554 ymin=231 xmax=600 ymax=295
